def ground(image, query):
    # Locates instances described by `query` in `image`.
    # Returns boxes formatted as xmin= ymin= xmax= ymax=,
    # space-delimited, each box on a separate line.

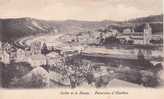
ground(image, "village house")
xmin=25 ymin=47 xmax=32 ymax=57
xmin=16 ymin=48 xmax=26 ymax=62
xmin=1 ymin=50 xmax=10 ymax=64
xmin=3 ymin=43 xmax=12 ymax=51
xmin=9 ymin=47 xmax=17 ymax=62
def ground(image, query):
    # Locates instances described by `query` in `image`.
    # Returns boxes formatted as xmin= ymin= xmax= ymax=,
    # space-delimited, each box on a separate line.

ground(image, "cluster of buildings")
xmin=0 ymin=23 xmax=162 ymax=66
xmin=117 ymin=23 xmax=162 ymax=45
xmin=0 ymin=42 xmax=31 ymax=64
xmin=116 ymin=23 xmax=150 ymax=45
xmin=0 ymin=41 xmax=64 ymax=69
xmin=69 ymin=23 xmax=158 ymax=46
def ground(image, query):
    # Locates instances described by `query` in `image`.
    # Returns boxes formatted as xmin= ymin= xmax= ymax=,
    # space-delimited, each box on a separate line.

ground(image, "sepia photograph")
xmin=0 ymin=0 xmax=163 ymax=90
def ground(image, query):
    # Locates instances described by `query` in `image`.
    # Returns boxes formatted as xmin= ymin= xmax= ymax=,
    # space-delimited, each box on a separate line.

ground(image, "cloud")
xmin=0 ymin=0 xmax=162 ymax=21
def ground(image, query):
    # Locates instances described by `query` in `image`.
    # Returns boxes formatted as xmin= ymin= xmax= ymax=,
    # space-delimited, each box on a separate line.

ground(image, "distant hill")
xmin=127 ymin=15 xmax=163 ymax=33
xmin=0 ymin=14 xmax=163 ymax=42
xmin=106 ymin=15 xmax=163 ymax=33
xmin=127 ymin=14 xmax=163 ymax=23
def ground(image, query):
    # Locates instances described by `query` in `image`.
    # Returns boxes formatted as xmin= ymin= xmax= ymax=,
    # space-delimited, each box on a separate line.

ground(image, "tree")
xmin=1 ymin=62 xmax=32 ymax=88
xmin=41 ymin=43 xmax=49 ymax=56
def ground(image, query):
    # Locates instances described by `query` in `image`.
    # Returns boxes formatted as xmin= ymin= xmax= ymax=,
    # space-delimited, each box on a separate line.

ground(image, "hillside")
xmin=0 ymin=18 xmax=58 ymax=42
xmin=0 ymin=14 xmax=163 ymax=42
xmin=105 ymin=15 xmax=163 ymax=33
xmin=127 ymin=14 xmax=163 ymax=23
xmin=127 ymin=14 xmax=163 ymax=33
xmin=0 ymin=18 xmax=120 ymax=42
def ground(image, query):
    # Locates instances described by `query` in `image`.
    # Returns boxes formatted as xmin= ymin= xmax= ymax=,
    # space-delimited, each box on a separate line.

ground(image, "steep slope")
xmin=1 ymin=18 xmax=58 ymax=42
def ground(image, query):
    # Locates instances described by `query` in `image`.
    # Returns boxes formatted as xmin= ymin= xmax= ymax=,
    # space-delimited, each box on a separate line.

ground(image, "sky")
xmin=0 ymin=0 xmax=163 ymax=21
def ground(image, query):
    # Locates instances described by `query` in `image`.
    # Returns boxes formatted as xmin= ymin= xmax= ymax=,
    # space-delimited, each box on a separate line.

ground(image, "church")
xmin=143 ymin=23 xmax=152 ymax=45
xmin=118 ymin=23 xmax=153 ymax=45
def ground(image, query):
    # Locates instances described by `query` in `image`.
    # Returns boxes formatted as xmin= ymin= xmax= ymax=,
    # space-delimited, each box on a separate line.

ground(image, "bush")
xmin=1 ymin=62 xmax=32 ymax=88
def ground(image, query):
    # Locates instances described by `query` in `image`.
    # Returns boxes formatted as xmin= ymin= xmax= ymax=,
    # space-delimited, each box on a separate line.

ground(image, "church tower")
xmin=143 ymin=23 xmax=152 ymax=45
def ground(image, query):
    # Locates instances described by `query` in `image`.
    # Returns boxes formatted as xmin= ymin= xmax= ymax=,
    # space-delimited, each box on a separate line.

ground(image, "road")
xmin=15 ymin=34 xmax=64 ymax=49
